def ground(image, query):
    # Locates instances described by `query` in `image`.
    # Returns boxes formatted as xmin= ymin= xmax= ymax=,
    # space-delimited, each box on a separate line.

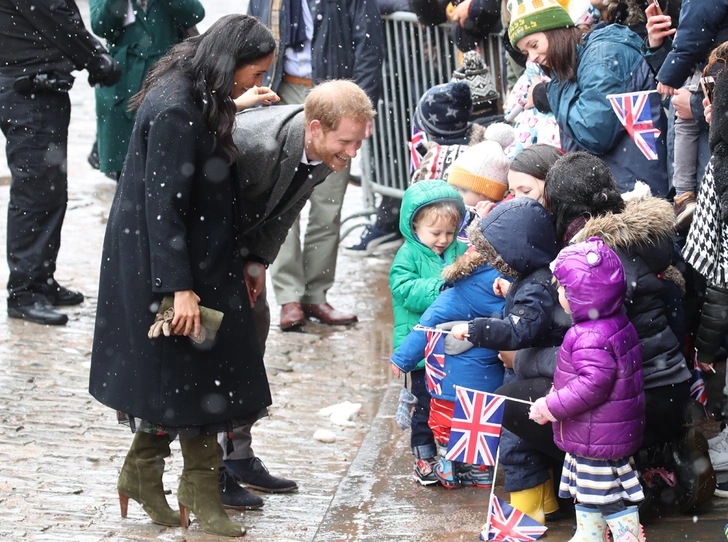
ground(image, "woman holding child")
xmin=507 ymin=0 xmax=669 ymax=196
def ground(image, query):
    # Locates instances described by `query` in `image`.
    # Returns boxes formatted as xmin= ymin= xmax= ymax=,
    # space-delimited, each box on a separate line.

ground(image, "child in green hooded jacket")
xmin=389 ymin=180 xmax=467 ymax=485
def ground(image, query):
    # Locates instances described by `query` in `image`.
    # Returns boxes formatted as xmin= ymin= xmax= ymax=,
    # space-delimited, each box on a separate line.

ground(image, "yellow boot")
xmin=543 ymin=469 xmax=560 ymax=518
xmin=509 ymin=483 xmax=547 ymax=525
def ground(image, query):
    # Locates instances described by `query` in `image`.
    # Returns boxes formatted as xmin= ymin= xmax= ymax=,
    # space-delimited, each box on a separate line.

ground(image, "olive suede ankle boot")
xmin=117 ymin=431 xmax=180 ymax=526
xmin=178 ymin=434 xmax=245 ymax=537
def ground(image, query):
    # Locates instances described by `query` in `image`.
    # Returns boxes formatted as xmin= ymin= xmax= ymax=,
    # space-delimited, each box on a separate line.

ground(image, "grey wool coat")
xmin=232 ymin=104 xmax=332 ymax=266
xmin=89 ymin=73 xmax=272 ymax=428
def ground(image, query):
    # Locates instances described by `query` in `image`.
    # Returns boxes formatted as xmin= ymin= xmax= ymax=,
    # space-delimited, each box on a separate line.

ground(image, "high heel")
xmin=178 ymin=434 xmax=245 ymax=537
xmin=119 ymin=491 xmax=129 ymax=518
xmin=179 ymin=502 xmax=190 ymax=528
xmin=117 ymin=431 xmax=180 ymax=526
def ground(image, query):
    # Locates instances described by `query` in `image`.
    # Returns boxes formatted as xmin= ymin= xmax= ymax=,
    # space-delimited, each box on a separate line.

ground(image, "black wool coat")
xmin=89 ymin=73 xmax=271 ymax=427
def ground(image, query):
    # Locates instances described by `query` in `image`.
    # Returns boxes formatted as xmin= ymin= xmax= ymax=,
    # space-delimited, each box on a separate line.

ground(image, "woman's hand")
xmin=450 ymin=323 xmax=470 ymax=341
xmin=234 ymin=86 xmax=280 ymax=111
xmin=645 ymin=3 xmax=674 ymax=49
xmin=498 ymin=350 xmax=516 ymax=369
xmin=450 ymin=0 xmax=472 ymax=27
xmin=525 ymin=79 xmax=543 ymax=109
xmin=672 ymin=88 xmax=694 ymax=119
xmin=704 ymin=96 xmax=713 ymax=124
xmin=172 ymin=290 xmax=201 ymax=337
xmin=244 ymin=261 xmax=266 ymax=308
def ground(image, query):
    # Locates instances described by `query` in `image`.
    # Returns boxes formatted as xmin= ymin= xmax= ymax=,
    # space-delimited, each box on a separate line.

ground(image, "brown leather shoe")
xmin=301 ymin=303 xmax=358 ymax=325
xmin=279 ymin=302 xmax=305 ymax=331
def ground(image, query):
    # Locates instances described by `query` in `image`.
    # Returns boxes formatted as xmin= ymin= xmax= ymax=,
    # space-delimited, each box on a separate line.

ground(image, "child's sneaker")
xmin=413 ymin=458 xmax=439 ymax=486
xmin=458 ymin=463 xmax=493 ymax=488
xmin=434 ymin=452 xmax=460 ymax=489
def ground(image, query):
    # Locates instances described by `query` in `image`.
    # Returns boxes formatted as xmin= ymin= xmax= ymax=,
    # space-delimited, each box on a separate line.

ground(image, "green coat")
xmin=91 ymin=0 xmax=204 ymax=173
xmin=389 ymin=181 xmax=467 ymax=361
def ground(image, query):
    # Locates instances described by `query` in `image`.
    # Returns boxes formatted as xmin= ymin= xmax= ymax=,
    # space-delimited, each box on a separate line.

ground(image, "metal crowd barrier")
xmin=342 ymin=12 xmax=506 ymax=240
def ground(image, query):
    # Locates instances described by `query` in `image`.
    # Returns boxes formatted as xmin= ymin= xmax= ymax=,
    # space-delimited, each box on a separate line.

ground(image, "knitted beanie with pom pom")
xmin=446 ymin=123 xmax=516 ymax=201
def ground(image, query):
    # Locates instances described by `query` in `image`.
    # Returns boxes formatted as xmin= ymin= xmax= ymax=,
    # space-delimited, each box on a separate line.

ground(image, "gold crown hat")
xmin=506 ymin=0 xmax=588 ymax=48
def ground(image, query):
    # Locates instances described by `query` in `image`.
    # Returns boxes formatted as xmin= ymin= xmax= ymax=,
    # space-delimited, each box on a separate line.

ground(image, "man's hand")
xmin=450 ymin=323 xmax=470 ymax=341
xmin=645 ymin=3 xmax=674 ymax=49
xmin=234 ymin=86 xmax=280 ymax=111
xmin=450 ymin=0 xmax=472 ymax=27
xmin=244 ymin=261 xmax=266 ymax=308
xmin=172 ymin=290 xmax=201 ymax=337
xmin=672 ymin=88 xmax=694 ymax=119
xmin=87 ymin=53 xmax=121 ymax=87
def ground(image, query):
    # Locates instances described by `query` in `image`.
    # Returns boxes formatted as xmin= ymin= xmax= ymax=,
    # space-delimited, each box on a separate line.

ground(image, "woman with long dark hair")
xmin=89 ymin=15 xmax=277 ymax=537
xmin=506 ymin=0 xmax=668 ymax=196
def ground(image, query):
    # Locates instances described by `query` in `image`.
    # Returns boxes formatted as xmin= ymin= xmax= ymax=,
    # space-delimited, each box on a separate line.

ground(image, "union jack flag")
xmin=484 ymin=496 xmax=547 ymax=542
xmin=409 ymin=126 xmax=428 ymax=172
xmin=446 ymin=388 xmax=505 ymax=465
xmin=606 ymin=90 xmax=661 ymax=161
xmin=690 ymin=362 xmax=710 ymax=419
xmin=424 ymin=330 xmax=445 ymax=395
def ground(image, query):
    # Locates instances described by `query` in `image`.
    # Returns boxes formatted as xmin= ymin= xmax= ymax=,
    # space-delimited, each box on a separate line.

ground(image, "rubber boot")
xmin=543 ymin=469 xmax=561 ymax=519
xmin=117 ymin=431 xmax=180 ymax=526
xmin=509 ymin=484 xmax=547 ymax=525
xmin=604 ymin=506 xmax=645 ymax=541
xmin=567 ymin=505 xmax=607 ymax=542
xmin=178 ymin=434 xmax=245 ymax=537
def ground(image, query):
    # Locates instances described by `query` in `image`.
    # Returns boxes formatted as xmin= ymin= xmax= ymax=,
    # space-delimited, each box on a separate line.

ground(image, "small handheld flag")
xmin=409 ymin=126 xmax=428 ymax=172
xmin=424 ymin=330 xmax=445 ymax=395
xmin=606 ymin=90 xmax=660 ymax=161
xmin=690 ymin=362 xmax=710 ymax=419
xmin=446 ymin=388 xmax=505 ymax=466
xmin=485 ymin=496 xmax=547 ymax=542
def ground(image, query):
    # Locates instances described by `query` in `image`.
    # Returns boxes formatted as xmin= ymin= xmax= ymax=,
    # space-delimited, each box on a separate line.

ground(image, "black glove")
xmin=87 ymin=53 xmax=121 ymax=87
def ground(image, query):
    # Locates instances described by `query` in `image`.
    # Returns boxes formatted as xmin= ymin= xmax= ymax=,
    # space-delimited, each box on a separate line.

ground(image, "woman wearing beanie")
xmin=505 ymin=0 xmax=669 ymax=196
xmin=500 ymin=152 xmax=716 ymax=516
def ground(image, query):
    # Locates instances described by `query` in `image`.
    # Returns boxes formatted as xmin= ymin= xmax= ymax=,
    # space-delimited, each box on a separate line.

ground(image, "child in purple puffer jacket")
xmin=529 ymin=238 xmax=647 ymax=542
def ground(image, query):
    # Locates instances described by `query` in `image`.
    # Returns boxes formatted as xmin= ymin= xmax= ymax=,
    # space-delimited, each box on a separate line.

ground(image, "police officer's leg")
xmin=0 ymin=82 xmax=70 ymax=324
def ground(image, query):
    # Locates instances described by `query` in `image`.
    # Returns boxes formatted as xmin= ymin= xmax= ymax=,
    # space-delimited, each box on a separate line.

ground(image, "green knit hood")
xmin=399 ymin=180 xmax=466 ymax=256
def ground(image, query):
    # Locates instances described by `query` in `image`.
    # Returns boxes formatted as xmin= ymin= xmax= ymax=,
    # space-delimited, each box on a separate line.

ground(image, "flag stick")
xmin=413 ymin=324 xmax=454 ymax=334
xmin=483 ymin=445 xmax=501 ymax=540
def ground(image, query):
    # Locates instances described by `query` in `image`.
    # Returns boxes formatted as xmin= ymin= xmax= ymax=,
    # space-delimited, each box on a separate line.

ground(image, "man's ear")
xmin=309 ymin=119 xmax=323 ymax=138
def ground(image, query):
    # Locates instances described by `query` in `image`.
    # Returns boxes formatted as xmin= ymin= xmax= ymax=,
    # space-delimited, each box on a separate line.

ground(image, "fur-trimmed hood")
xmin=442 ymin=249 xmax=489 ymax=282
xmin=571 ymin=196 xmax=675 ymax=249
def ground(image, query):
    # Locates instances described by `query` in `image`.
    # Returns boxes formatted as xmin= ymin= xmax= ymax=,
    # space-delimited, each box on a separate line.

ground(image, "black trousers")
xmin=0 ymin=76 xmax=70 ymax=306
xmin=374 ymin=195 xmax=401 ymax=233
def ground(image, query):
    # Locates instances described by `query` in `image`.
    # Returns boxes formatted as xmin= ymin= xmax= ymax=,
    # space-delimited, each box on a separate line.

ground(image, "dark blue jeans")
xmin=409 ymin=369 xmax=436 ymax=459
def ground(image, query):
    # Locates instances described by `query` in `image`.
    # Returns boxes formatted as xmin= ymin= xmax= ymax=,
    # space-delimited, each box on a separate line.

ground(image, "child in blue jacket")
xmin=392 ymin=248 xmax=506 ymax=488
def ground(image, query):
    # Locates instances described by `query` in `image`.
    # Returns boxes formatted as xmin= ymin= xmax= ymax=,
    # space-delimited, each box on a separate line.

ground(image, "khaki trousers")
xmin=269 ymin=81 xmax=349 ymax=306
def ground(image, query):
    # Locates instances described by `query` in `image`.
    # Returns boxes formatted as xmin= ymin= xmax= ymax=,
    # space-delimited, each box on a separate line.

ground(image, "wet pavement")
xmin=1 ymin=1 xmax=728 ymax=540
